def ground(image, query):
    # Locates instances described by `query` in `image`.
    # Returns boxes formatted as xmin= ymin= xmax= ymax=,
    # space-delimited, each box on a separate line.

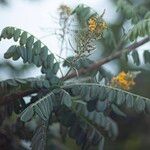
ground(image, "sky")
xmin=0 ymin=0 xmax=119 ymax=79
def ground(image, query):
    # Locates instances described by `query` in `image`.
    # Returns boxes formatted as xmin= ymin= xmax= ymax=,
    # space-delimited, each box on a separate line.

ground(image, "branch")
xmin=62 ymin=36 xmax=150 ymax=80
xmin=0 ymin=36 xmax=150 ymax=106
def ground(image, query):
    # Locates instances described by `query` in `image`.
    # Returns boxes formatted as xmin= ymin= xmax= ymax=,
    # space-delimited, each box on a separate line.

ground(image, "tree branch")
xmin=62 ymin=36 xmax=150 ymax=80
xmin=0 ymin=36 xmax=150 ymax=106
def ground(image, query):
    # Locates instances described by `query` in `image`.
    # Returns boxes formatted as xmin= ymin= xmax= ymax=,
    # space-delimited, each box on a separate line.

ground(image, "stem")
xmin=62 ymin=82 xmax=150 ymax=101
xmin=62 ymin=36 xmax=150 ymax=80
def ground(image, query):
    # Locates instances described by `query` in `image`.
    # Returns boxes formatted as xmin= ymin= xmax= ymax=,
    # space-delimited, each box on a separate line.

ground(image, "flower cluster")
xmin=88 ymin=17 xmax=97 ymax=32
xmin=58 ymin=4 xmax=72 ymax=16
xmin=88 ymin=17 xmax=108 ymax=33
xmin=111 ymin=71 xmax=135 ymax=90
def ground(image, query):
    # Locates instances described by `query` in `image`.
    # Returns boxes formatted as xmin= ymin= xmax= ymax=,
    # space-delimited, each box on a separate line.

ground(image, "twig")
xmin=62 ymin=36 xmax=150 ymax=80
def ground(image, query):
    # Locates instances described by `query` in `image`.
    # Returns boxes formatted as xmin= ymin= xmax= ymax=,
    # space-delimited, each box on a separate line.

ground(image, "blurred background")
xmin=0 ymin=0 xmax=150 ymax=150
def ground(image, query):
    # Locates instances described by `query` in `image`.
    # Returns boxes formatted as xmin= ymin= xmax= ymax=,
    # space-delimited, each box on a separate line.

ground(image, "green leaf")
xmin=27 ymin=47 xmax=33 ymax=63
xmin=42 ymin=80 xmax=50 ymax=88
xmin=40 ymin=99 xmax=51 ymax=119
xmin=31 ymin=125 xmax=46 ymax=150
xmin=111 ymin=104 xmax=126 ymax=117
xmin=13 ymin=29 xmax=21 ymax=41
xmin=5 ymin=27 xmax=15 ymax=39
xmin=134 ymin=97 xmax=145 ymax=112
xmin=128 ymin=19 xmax=150 ymax=41
xmin=90 ymin=85 xmax=100 ymax=98
xmin=40 ymin=46 xmax=48 ymax=62
xmin=12 ymin=46 xmax=21 ymax=60
xmin=33 ymin=40 xmax=41 ymax=55
xmin=98 ymin=86 xmax=106 ymax=100
xmin=108 ymin=89 xmax=116 ymax=102
xmin=19 ymin=31 xmax=28 ymax=45
xmin=88 ymin=111 xmax=95 ymax=120
xmin=33 ymin=55 xmax=41 ymax=67
xmin=87 ymin=99 xmax=97 ymax=112
xmin=34 ymin=104 xmax=47 ymax=121
xmin=76 ymin=102 xmax=119 ymax=140
xmin=80 ymin=6 xmax=91 ymax=20
xmin=107 ymin=117 xmax=118 ymax=139
xmin=61 ymin=90 xmax=72 ymax=108
xmin=126 ymin=94 xmax=134 ymax=108
xmin=19 ymin=46 xmax=28 ymax=63
xmin=96 ymin=101 xmax=107 ymax=112
xmin=45 ymin=68 xmax=54 ymax=79
xmin=26 ymin=35 xmax=34 ymax=49
xmin=116 ymin=90 xmax=126 ymax=105
xmin=47 ymin=54 xmax=54 ymax=68
xmin=117 ymin=0 xmax=140 ymax=24
xmin=4 ymin=45 xmax=17 ymax=59
xmin=53 ymin=62 xmax=59 ymax=74
xmin=35 ymin=80 xmax=43 ymax=88
xmin=47 ymin=96 xmax=53 ymax=112
xmin=1 ymin=27 xmax=8 ymax=38
xmin=0 ymin=26 xmax=18 ymax=40
xmin=71 ymin=85 xmax=81 ymax=96
xmin=33 ymin=93 xmax=54 ymax=121
xmin=20 ymin=106 xmax=34 ymax=122
xmin=59 ymin=109 xmax=76 ymax=127
xmin=80 ymin=85 xmax=89 ymax=99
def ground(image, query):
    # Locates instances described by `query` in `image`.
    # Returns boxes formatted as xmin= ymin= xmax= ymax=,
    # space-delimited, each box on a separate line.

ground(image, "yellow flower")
xmin=118 ymin=71 xmax=126 ymax=77
xmin=88 ymin=17 xmax=97 ymax=32
xmin=111 ymin=71 xmax=135 ymax=90
xmin=88 ymin=17 xmax=108 ymax=35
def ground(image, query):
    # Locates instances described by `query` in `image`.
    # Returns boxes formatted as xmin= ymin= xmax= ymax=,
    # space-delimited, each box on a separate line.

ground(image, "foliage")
xmin=0 ymin=1 xmax=150 ymax=150
xmin=0 ymin=26 xmax=60 ymax=85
